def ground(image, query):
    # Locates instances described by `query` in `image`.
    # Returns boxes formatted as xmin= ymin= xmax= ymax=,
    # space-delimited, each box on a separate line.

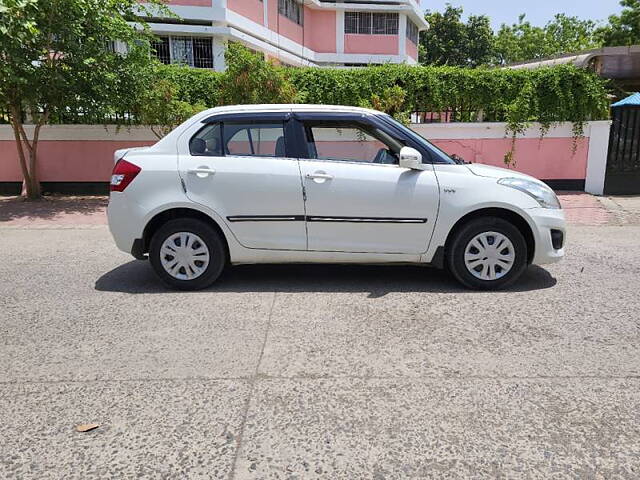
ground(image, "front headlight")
xmin=498 ymin=177 xmax=561 ymax=209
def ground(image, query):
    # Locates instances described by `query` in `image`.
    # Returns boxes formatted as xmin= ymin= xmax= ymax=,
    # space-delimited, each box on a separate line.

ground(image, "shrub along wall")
xmin=155 ymin=63 xmax=610 ymax=137
xmin=36 ymin=58 xmax=609 ymax=139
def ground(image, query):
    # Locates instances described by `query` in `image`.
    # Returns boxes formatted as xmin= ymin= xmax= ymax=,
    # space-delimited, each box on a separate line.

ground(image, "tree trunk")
xmin=26 ymin=150 xmax=42 ymax=199
xmin=9 ymin=106 xmax=43 ymax=199
xmin=26 ymin=123 xmax=42 ymax=199
xmin=9 ymin=110 xmax=32 ymax=193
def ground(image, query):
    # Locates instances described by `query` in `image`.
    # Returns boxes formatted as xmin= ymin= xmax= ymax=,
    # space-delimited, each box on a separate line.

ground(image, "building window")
xmin=279 ymin=0 xmax=304 ymax=26
xmin=406 ymin=20 xmax=419 ymax=44
xmin=345 ymin=12 xmax=398 ymax=35
xmin=193 ymin=38 xmax=214 ymax=68
xmin=151 ymin=37 xmax=171 ymax=64
xmin=151 ymin=36 xmax=213 ymax=69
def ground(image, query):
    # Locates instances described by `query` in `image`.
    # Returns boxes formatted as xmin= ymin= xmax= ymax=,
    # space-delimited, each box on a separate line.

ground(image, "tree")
xmin=494 ymin=14 xmax=599 ymax=65
xmin=419 ymin=5 xmax=495 ymax=67
xmin=368 ymin=85 xmax=410 ymax=125
xmin=138 ymin=77 xmax=207 ymax=140
xmin=598 ymin=0 xmax=640 ymax=46
xmin=0 ymin=0 xmax=163 ymax=199
xmin=218 ymin=43 xmax=298 ymax=106
xmin=465 ymin=15 xmax=495 ymax=68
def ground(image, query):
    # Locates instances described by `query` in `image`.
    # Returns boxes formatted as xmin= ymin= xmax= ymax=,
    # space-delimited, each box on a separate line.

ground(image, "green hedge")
xmin=158 ymin=63 xmax=609 ymax=131
xmin=155 ymin=64 xmax=224 ymax=106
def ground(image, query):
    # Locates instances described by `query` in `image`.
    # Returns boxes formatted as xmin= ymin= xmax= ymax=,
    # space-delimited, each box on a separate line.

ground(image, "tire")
xmin=446 ymin=216 xmax=528 ymax=290
xmin=149 ymin=218 xmax=227 ymax=290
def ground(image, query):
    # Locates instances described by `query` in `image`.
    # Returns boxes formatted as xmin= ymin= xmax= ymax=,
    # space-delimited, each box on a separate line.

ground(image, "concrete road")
xmin=1 ymin=224 xmax=639 ymax=478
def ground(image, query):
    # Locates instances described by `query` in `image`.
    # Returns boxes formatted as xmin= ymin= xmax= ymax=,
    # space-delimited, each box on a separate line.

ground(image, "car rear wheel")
xmin=447 ymin=216 xmax=528 ymax=290
xmin=149 ymin=218 xmax=226 ymax=290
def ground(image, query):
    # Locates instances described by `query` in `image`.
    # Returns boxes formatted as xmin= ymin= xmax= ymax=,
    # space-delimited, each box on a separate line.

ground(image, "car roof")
xmin=150 ymin=104 xmax=385 ymax=153
xmin=194 ymin=104 xmax=383 ymax=119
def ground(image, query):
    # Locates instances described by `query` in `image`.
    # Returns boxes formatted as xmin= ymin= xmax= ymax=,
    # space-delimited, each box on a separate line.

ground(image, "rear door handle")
xmin=306 ymin=172 xmax=333 ymax=181
xmin=188 ymin=167 xmax=216 ymax=177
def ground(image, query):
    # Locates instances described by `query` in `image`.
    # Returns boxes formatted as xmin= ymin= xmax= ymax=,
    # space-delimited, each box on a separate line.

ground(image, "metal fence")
xmin=410 ymin=109 xmax=508 ymax=124
xmin=604 ymin=105 xmax=640 ymax=194
xmin=0 ymin=108 xmax=139 ymax=126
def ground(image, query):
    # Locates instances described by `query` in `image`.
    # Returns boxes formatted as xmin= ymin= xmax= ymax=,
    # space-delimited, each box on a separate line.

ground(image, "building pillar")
xmin=399 ymin=13 xmax=407 ymax=61
xmin=585 ymin=120 xmax=613 ymax=195
xmin=263 ymin=0 xmax=269 ymax=27
xmin=336 ymin=10 xmax=344 ymax=54
xmin=213 ymin=36 xmax=227 ymax=71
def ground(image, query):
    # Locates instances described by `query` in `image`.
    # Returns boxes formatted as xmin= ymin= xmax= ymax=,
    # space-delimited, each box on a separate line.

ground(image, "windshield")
xmin=380 ymin=114 xmax=456 ymax=165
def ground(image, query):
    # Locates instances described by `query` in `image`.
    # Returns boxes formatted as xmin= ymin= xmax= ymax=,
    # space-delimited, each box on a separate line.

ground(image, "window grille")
xmin=150 ymin=36 xmax=213 ymax=69
xmin=279 ymin=0 xmax=304 ymax=26
xmin=345 ymin=12 xmax=398 ymax=35
xmin=406 ymin=20 xmax=419 ymax=44
xmin=151 ymin=36 xmax=171 ymax=64
xmin=171 ymin=36 xmax=194 ymax=66
xmin=193 ymin=38 xmax=213 ymax=68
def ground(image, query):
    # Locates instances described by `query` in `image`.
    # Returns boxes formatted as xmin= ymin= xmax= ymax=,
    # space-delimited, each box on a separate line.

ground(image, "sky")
xmin=423 ymin=0 xmax=624 ymax=30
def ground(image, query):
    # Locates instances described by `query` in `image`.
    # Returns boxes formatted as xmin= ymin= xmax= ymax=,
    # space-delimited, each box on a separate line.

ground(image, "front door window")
xmin=303 ymin=122 xmax=401 ymax=165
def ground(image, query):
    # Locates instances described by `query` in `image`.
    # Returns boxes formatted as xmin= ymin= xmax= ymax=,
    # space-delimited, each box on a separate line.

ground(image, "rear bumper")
xmin=527 ymin=207 xmax=566 ymax=265
xmin=107 ymin=192 xmax=146 ymax=256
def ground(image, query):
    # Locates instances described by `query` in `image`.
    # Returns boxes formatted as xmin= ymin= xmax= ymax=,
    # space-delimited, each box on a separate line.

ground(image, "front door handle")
xmin=306 ymin=172 xmax=334 ymax=183
xmin=188 ymin=167 xmax=216 ymax=178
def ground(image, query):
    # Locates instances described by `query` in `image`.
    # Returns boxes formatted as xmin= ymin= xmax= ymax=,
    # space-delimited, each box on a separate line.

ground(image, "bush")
xmin=137 ymin=78 xmax=207 ymax=139
xmin=155 ymin=53 xmax=608 ymax=139
xmin=286 ymin=64 xmax=609 ymax=135
xmin=48 ymin=44 xmax=611 ymax=140
xmin=217 ymin=43 xmax=298 ymax=105
xmin=154 ymin=64 xmax=224 ymax=107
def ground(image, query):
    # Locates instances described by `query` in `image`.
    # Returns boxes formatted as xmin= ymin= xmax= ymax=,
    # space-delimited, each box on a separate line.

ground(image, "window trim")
xmin=190 ymin=113 xmax=295 ymax=158
xmin=291 ymin=112 xmax=444 ymax=165
xmin=295 ymin=116 xmax=404 ymax=166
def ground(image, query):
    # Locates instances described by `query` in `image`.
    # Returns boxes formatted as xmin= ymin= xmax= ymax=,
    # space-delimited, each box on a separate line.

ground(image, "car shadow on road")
xmin=95 ymin=261 xmax=557 ymax=297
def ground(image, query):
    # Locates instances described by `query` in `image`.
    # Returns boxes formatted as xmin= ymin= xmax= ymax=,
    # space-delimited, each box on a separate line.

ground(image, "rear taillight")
xmin=110 ymin=159 xmax=141 ymax=192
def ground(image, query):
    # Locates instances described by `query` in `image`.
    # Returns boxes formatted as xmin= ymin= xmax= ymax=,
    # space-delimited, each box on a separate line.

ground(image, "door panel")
xmin=179 ymin=120 xmax=306 ymax=250
xmin=300 ymin=161 xmax=439 ymax=254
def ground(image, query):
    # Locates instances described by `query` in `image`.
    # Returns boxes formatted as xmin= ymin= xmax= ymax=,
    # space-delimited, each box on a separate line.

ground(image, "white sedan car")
xmin=108 ymin=104 xmax=565 ymax=290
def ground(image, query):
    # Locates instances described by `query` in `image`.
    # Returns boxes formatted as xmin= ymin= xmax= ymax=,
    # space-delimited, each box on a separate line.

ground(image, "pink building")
xmin=142 ymin=0 xmax=427 ymax=70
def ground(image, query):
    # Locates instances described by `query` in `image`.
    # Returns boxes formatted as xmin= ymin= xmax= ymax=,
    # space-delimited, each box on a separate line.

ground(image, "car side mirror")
xmin=399 ymin=146 xmax=424 ymax=170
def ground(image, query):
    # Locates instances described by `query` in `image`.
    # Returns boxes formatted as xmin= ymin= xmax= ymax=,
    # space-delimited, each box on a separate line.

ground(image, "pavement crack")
xmin=229 ymin=290 xmax=278 ymax=480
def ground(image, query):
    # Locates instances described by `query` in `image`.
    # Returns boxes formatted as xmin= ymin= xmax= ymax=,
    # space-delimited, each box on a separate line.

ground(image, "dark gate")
xmin=604 ymin=95 xmax=640 ymax=195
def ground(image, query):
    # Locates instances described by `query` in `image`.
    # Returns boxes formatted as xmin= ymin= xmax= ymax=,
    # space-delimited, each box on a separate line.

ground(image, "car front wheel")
xmin=149 ymin=218 xmax=226 ymax=290
xmin=447 ymin=216 xmax=528 ymax=290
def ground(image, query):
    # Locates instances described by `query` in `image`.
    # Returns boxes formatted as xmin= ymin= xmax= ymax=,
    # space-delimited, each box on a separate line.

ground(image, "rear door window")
xmin=189 ymin=123 xmax=223 ymax=156
xmin=223 ymin=122 xmax=285 ymax=157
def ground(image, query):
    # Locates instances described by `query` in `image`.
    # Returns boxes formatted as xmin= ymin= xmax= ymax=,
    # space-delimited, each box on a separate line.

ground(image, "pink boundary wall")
xmin=0 ymin=140 xmax=154 ymax=182
xmin=0 ymin=122 xmax=607 ymax=184
xmin=430 ymin=138 xmax=589 ymax=180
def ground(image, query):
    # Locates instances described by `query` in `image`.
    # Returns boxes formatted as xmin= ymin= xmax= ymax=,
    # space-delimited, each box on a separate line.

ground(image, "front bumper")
xmin=526 ymin=207 xmax=566 ymax=265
